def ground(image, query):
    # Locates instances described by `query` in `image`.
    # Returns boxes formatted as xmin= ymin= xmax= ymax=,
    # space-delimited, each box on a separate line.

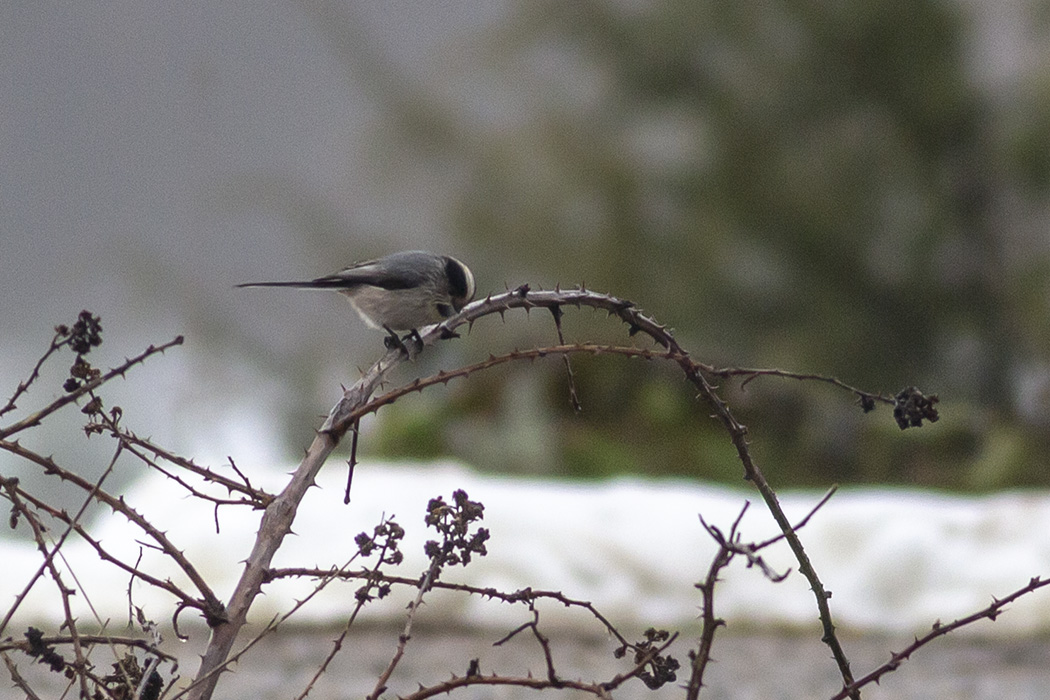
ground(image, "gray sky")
xmin=1 ymin=1 xmax=501 ymax=331
xmin=0 ymin=1 xmax=512 ymax=476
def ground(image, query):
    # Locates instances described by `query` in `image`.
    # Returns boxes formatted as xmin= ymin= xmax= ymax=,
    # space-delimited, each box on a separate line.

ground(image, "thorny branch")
xmin=1 ymin=473 xmax=208 ymax=631
xmin=364 ymin=491 xmax=489 ymax=700
xmin=0 ymin=438 xmax=227 ymax=630
xmin=86 ymin=420 xmax=274 ymax=510
xmin=1 ymin=313 xmax=208 ymax=698
xmin=2 ymin=467 xmax=97 ymax=699
xmin=0 ymin=328 xmax=69 ymax=418
xmin=685 ymin=491 xmax=836 ymax=698
xmin=5 ymin=295 xmax=1021 ymax=700
xmin=171 ymin=521 xmax=402 ymax=700
xmin=399 ymin=626 xmax=678 ymax=700
xmin=0 ymin=634 xmax=179 ymax=663
xmin=830 ymin=575 xmax=1050 ymax=699
xmin=316 ymin=287 xmax=866 ymax=694
xmin=268 ymin=567 xmax=637 ymax=649
xmin=0 ymin=333 xmax=184 ymax=441
xmin=289 ymin=517 xmax=406 ymax=700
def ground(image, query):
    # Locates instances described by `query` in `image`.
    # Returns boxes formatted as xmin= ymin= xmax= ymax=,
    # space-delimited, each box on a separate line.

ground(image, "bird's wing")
xmin=316 ymin=258 xmax=428 ymax=290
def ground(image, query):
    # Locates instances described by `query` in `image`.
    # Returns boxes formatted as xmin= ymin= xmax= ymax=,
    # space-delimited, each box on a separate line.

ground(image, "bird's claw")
xmin=384 ymin=327 xmax=424 ymax=357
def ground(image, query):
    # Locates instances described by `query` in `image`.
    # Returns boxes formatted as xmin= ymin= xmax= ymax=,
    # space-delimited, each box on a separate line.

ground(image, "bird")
xmin=237 ymin=250 xmax=476 ymax=350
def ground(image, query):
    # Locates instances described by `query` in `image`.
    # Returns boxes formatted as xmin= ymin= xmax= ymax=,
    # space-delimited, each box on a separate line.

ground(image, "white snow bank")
xmin=3 ymin=461 xmax=1048 ymax=637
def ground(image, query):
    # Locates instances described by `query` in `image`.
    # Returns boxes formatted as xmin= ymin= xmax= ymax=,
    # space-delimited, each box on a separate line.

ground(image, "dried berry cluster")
xmin=23 ymin=627 xmax=65 ymax=673
xmin=58 ymin=310 xmax=103 ymax=392
xmin=423 ymin=490 xmax=490 ymax=578
xmin=64 ymin=310 xmax=103 ymax=355
xmin=893 ymin=386 xmax=940 ymax=429
xmin=615 ymin=627 xmax=680 ymax=690
xmin=100 ymin=654 xmax=163 ymax=700
xmin=354 ymin=517 xmax=406 ymax=602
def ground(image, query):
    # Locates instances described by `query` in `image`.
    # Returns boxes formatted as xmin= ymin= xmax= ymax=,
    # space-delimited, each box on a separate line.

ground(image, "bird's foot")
xmin=383 ymin=327 xmax=409 ymax=356
xmin=383 ymin=328 xmax=424 ymax=357
xmin=405 ymin=329 xmax=424 ymax=355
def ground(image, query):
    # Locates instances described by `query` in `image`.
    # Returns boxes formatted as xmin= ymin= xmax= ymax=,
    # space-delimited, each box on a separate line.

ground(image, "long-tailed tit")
xmin=238 ymin=250 xmax=476 ymax=348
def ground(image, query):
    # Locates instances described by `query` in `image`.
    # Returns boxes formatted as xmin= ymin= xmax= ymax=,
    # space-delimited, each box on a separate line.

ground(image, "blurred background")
xmin=3 ymin=0 xmax=1050 ymax=500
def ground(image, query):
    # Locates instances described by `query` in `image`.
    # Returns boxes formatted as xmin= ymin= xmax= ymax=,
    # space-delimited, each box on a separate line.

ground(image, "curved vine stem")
xmin=188 ymin=286 xmax=863 ymax=699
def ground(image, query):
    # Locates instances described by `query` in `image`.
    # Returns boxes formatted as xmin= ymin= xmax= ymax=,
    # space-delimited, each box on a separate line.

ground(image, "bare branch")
xmin=0 ymin=649 xmax=44 ymax=700
xmin=0 ymin=634 xmax=178 ymax=662
xmin=3 ymin=288 xmax=927 ymax=699
xmin=90 ymin=420 xmax=274 ymax=508
xmin=0 ymin=476 xmax=206 ymax=621
xmin=831 ymin=575 xmax=1050 ymax=699
xmin=0 ymin=439 xmax=226 ymax=629
xmin=705 ymin=364 xmax=893 ymax=410
xmin=0 ymin=329 xmax=67 ymax=418
xmin=0 ymin=336 xmax=184 ymax=440
xmin=548 ymin=301 xmax=582 ymax=411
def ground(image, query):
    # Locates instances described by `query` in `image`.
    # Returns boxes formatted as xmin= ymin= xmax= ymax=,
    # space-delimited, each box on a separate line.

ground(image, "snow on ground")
xmin=3 ymin=461 xmax=1049 ymax=637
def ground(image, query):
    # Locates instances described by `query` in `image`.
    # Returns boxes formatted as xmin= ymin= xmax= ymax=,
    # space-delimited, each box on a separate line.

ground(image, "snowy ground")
xmin=4 ymin=460 xmax=1049 ymax=639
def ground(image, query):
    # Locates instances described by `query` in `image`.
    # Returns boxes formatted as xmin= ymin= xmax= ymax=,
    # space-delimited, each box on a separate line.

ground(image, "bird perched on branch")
xmin=237 ymin=250 xmax=476 ymax=350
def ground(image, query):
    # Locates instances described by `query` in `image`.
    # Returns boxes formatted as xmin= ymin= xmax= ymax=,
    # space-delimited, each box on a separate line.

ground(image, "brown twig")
xmin=88 ymin=419 xmax=274 ymax=509
xmin=1 ymin=474 xmax=94 ymax=698
xmin=187 ymin=286 xmax=919 ymax=698
xmin=0 ymin=649 xmax=43 ymax=700
xmin=686 ymin=489 xmax=838 ymax=698
xmin=0 ymin=633 xmax=179 ymax=661
xmin=400 ymin=623 xmax=678 ymax=700
xmin=549 ymin=301 xmax=582 ymax=411
xmin=0 ymin=439 xmax=227 ymax=630
xmin=686 ymin=505 xmax=746 ymax=699
xmin=830 ymin=575 xmax=1050 ymax=699
xmin=0 ymin=336 xmax=184 ymax=440
xmin=0 ymin=329 xmax=68 ymax=418
xmin=291 ymin=517 xmax=404 ymax=700
xmin=269 ymin=566 xmax=644 ymax=652
xmin=754 ymin=485 xmax=839 ymax=550
xmin=365 ymin=563 xmax=439 ymax=700
xmin=0 ymin=475 xmax=205 ymax=627
xmin=704 ymin=365 xmax=893 ymax=410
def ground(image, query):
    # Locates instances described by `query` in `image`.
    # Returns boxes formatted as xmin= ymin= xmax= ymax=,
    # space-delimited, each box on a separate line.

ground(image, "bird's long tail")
xmin=235 ymin=279 xmax=353 ymax=289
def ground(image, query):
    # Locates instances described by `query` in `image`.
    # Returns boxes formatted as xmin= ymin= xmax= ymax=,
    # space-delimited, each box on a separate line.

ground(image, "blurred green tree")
xmin=331 ymin=0 xmax=1050 ymax=489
